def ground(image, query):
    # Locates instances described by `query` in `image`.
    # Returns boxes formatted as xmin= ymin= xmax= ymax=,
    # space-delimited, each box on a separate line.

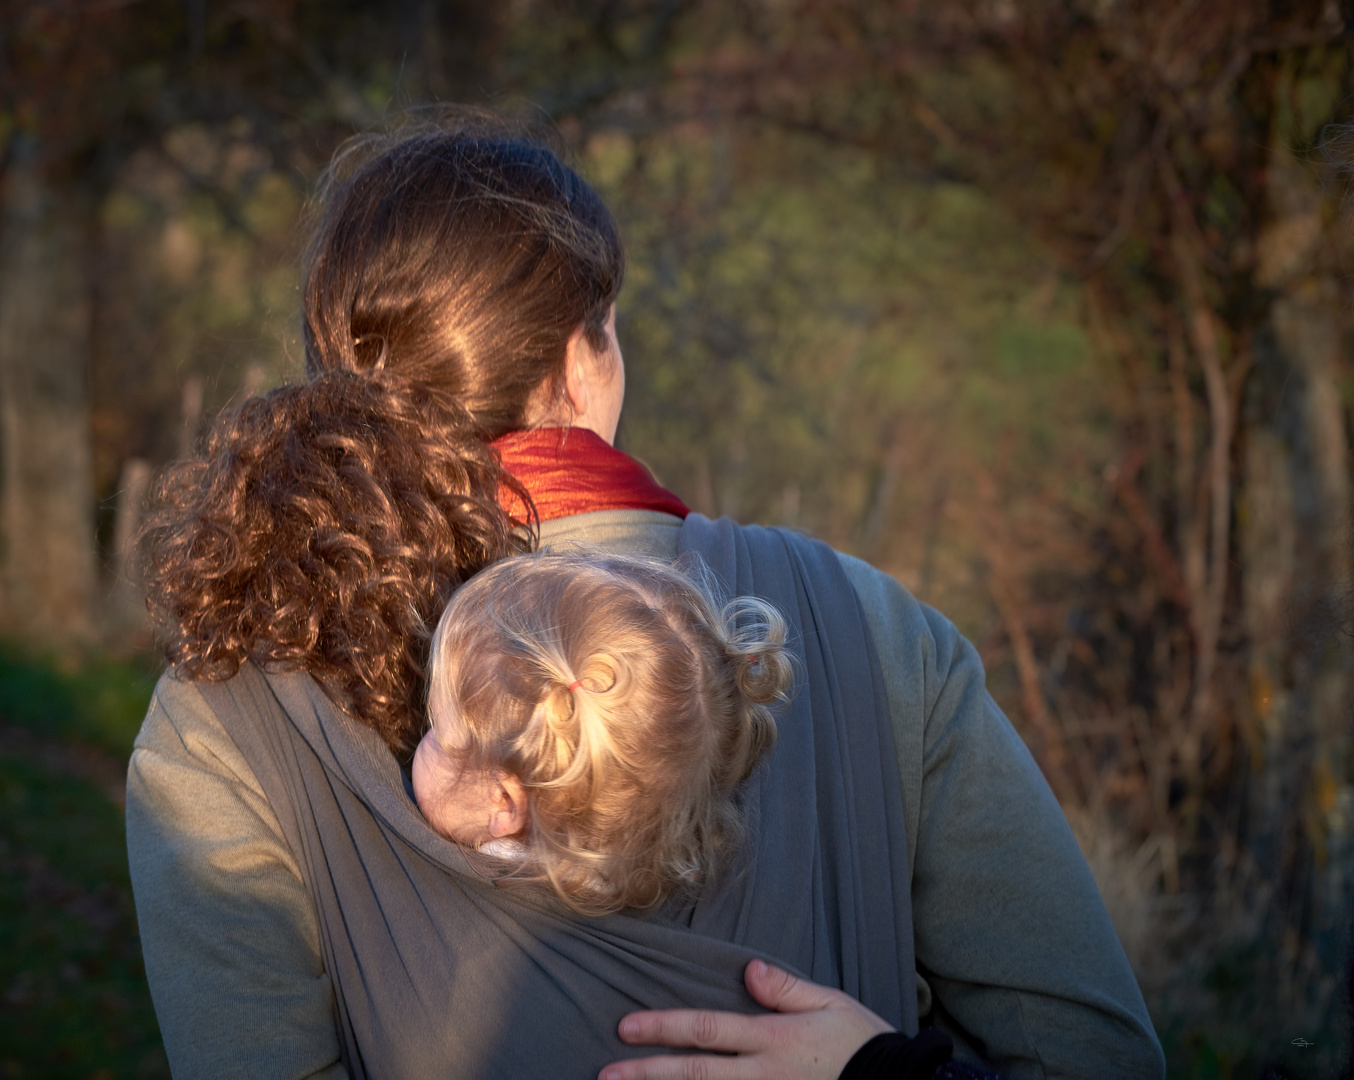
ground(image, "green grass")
xmin=0 ymin=640 xmax=167 ymax=1078
xmin=0 ymin=642 xmax=160 ymax=756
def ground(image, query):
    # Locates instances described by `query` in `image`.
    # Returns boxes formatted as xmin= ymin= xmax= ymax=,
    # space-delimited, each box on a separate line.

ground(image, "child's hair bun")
xmin=722 ymin=596 xmax=793 ymax=706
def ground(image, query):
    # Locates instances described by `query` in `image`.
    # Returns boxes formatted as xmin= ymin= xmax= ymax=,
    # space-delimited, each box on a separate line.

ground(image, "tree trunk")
xmin=1243 ymin=128 xmax=1353 ymax=1033
xmin=1270 ymin=280 xmax=1353 ymax=935
xmin=0 ymin=144 xmax=97 ymax=643
xmin=106 ymin=456 xmax=152 ymax=634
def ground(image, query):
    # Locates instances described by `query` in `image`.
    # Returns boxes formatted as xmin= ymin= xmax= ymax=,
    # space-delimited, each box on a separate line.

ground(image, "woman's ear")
xmin=560 ymin=311 xmax=624 ymax=445
xmin=487 ymin=773 xmax=528 ymax=838
xmin=562 ymin=323 xmax=591 ymax=418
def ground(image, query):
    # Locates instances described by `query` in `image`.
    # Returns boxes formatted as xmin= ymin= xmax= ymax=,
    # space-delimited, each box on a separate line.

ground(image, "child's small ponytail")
xmin=528 ymin=656 xmax=625 ymax=803
xmin=723 ymin=597 xmax=794 ymax=706
xmin=712 ymin=597 xmax=790 ymax=793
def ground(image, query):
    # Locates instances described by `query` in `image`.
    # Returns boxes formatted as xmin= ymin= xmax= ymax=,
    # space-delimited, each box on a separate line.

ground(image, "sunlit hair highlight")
xmin=139 ymin=109 xmax=624 ymax=754
xmin=426 ymin=551 xmax=790 ymax=915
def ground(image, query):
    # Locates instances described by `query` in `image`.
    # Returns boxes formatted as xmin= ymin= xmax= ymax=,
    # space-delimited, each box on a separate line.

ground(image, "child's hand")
xmin=598 ymin=959 xmax=894 ymax=1080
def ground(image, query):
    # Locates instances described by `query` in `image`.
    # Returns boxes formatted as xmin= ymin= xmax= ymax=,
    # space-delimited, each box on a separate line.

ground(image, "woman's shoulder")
xmin=126 ymin=668 xmax=341 ymax=1079
xmin=832 ymin=551 xmax=968 ymax=681
xmin=130 ymin=666 xmax=274 ymax=812
xmin=543 ymin=509 xmax=973 ymax=701
xmin=136 ymin=669 xmax=213 ymax=752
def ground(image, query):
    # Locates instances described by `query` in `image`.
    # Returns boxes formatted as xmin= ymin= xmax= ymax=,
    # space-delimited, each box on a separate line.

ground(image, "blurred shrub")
xmin=0 ymin=640 xmax=158 ymax=755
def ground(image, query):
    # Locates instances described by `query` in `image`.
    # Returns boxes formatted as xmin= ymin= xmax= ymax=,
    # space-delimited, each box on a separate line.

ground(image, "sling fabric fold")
xmin=201 ymin=514 xmax=917 ymax=1079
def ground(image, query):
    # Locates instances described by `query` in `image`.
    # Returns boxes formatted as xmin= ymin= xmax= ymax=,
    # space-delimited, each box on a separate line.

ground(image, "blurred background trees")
xmin=1 ymin=0 xmax=1351 ymax=1074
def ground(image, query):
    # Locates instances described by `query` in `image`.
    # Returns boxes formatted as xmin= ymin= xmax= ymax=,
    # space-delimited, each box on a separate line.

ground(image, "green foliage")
xmin=0 ymin=641 xmax=166 ymax=1077
xmin=92 ymin=121 xmax=309 ymax=501
xmin=594 ymin=124 xmax=1111 ymax=641
xmin=0 ymin=641 xmax=158 ymax=756
xmin=0 ymin=753 xmax=167 ymax=1078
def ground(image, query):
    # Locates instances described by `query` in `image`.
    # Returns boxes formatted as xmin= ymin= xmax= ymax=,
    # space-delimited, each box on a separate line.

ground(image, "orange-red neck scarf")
xmin=492 ymin=427 xmax=690 ymax=525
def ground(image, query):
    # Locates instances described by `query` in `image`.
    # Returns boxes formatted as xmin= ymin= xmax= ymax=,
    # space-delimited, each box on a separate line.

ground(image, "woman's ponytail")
xmin=140 ymin=367 xmax=530 ymax=755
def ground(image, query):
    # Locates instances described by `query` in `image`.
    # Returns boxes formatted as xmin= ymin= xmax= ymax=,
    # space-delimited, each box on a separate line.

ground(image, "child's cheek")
xmin=412 ymin=733 xmax=449 ymax=819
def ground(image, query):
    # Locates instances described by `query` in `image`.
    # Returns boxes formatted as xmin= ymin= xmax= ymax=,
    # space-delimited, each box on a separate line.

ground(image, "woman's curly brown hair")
xmin=141 ymin=371 xmax=531 ymax=754
xmin=140 ymin=111 xmax=625 ymax=755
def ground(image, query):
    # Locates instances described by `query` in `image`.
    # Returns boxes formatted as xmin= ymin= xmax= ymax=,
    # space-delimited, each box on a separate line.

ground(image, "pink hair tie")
xmin=567 ymin=680 xmax=584 ymax=693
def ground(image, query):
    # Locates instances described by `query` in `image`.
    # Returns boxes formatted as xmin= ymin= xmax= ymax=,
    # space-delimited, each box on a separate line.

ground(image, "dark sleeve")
xmin=840 ymin=1028 xmax=951 ymax=1079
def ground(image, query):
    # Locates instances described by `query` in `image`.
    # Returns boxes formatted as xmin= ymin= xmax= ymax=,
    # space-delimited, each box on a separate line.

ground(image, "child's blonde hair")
xmin=425 ymin=550 xmax=790 ymax=915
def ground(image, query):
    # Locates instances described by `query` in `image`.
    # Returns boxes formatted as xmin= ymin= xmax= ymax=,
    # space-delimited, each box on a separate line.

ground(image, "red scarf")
xmin=492 ymin=427 xmax=690 ymax=524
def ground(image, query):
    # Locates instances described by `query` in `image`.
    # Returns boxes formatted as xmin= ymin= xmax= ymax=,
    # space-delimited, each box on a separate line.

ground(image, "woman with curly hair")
xmin=126 ymin=112 xmax=1162 ymax=1080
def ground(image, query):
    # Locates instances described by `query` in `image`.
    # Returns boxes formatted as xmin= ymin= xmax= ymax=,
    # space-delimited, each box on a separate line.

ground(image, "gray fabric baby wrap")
xmin=203 ymin=514 xmax=917 ymax=1079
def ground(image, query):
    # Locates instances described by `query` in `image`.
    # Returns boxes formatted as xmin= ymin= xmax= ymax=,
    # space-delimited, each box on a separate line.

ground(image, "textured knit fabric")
xmin=190 ymin=514 xmax=914 ymax=1079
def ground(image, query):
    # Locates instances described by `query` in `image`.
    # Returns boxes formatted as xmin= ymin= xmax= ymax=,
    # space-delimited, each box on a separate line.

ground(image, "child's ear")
xmin=487 ymin=773 xmax=528 ymax=838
